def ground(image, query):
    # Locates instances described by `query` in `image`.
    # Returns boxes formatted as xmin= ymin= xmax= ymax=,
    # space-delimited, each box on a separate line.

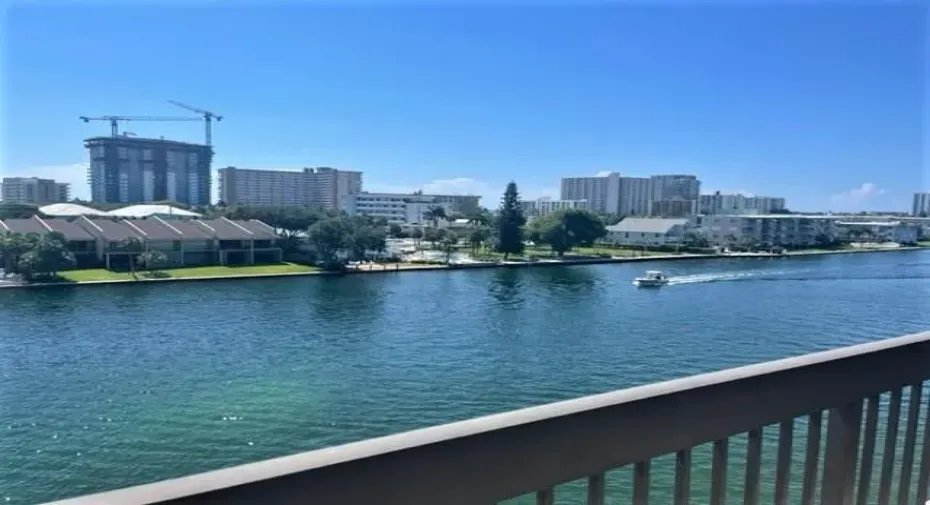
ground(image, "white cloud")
xmin=828 ymin=183 xmax=885 ymax=210
xmin=594 ymin=170 xmax=614 ymax=177
xmin=2 ymin=163 xmax=90 ymax=200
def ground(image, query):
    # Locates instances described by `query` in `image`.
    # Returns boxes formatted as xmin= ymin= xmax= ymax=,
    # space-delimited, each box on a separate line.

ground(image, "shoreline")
xmin=1 ymin=245 xmax=925 ymax=290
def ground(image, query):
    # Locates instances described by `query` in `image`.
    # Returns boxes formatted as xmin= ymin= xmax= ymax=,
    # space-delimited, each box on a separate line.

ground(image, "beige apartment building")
xmin=1 ymin=177 xmax=70 ymax=205
xmin=218 ymin=166 xmax=363 ymax=210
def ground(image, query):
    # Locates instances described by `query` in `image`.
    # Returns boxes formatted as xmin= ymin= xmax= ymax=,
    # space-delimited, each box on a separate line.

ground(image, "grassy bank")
xmin=471 ymin=245 xmax=670 ymax=261
xmin=57 ymin=263 xmax=319 ymax=283
xmin=920 ymin=241 xmax=930 ymax=247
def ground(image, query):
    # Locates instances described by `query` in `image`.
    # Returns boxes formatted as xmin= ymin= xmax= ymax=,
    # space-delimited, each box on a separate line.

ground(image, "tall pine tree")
xmin=495 ymin=181 xmax=527 ymax=259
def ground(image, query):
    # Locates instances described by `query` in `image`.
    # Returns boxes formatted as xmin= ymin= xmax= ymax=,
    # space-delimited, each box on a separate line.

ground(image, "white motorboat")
xmin=633 ymin=270 xmax=670 ymax=287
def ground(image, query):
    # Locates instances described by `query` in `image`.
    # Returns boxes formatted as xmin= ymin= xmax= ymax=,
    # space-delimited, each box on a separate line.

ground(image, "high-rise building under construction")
xmin=84 ymin=136 xmax=213 ymax=205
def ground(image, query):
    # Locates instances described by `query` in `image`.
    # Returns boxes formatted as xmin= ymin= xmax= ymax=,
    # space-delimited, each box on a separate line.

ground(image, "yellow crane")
xmin=79 ymin=115 xmax=202 ymax=138
xmin=167 ymin=100 xmax=223 ymax=146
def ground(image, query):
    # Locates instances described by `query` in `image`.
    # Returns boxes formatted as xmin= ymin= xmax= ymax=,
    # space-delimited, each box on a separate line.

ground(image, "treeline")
xmin=0 ymin=231 xmax=75 ymax=280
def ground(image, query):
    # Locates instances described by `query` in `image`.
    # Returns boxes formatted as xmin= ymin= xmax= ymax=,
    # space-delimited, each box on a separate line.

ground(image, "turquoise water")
xmin=1 ymin=250 xmax=929 ymax=504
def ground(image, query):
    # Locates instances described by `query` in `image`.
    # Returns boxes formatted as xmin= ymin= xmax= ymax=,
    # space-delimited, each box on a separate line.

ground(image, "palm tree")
xmin=423 ymin=206 xmax=447 ymax=228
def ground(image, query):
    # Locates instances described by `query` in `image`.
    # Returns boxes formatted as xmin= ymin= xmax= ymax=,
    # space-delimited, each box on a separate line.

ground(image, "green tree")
xmin=495 ymin=182 xmax=526 ymax=259
xmin=388 ymin=223 xmax=404 ymax=238
xmin=0 ymin=203 xmax=42 ymax=219
xmin=440 ymin=235 xmax=458 ymax=263
xmin=307 ymin=216 xmax=353 ymax=269
xmin=0 ymin=231 xmax=30 ymax=274
xmin=410 ymin=227 xmax=424 ymax=247
xmin=17 ymin=232 xmax=75 ymax=280
xmin=423 ymin=206 xmax=447 ymax=228
xmin=468 ymin=226 xmax=492 ymax=255
xmin=681 ymin=232 xmax=709 ymax=249
xmin=137 ymin=250 xmax=168 ymax=277
xmin=349 ymin=225 xmax=387 ymax=261
xmin=118 ymin=237 xmax=145 ymax=277
xmin=530 ymin=209 xmax=606 ymax=257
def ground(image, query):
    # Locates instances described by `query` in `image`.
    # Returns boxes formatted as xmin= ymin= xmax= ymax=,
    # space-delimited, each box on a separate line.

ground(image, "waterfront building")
xmin=1 ymin=177 xmax=70 ymax=205
xmin=604 ymin=217 xmax=693 ymax=246
xmin=342 ymin=192 xmax=480 ymax=224
xmin=699 ymin=192 xmax=787 ymax=215
xmin=85 ymin=136 xmax=213 ymax=206
xmin=218 ymin=166 xmax=363 ymax=210
xmin=699 ymin=214 xmax=838 ymax=248
xmin=834 ymin=220 xmax=920 ymax=245
xmin=560 ymin=173 xmax=620 ymax=214
xmin=0 ymin=215 xmax=282 ymax=269
xmin=914 ymin=192 xmax=930 ymax=217
xmin=519 ymin=198 xmax=588 ymax=219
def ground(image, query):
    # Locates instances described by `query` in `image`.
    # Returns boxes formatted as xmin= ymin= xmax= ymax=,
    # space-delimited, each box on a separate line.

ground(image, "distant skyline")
xmin=2 ymin=3 xmax=926 ymax=211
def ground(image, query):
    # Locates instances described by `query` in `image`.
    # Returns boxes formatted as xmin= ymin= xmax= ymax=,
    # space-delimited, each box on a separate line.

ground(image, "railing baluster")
xmin=633 ymin=460 xmax=650 ymax=505
xmin=744 ymin=428 xmax=762 ymax=505
xmin=674 ymin=449 xmax=691 ymax=505
xmin=774 ymin=420 xmax=794 ymax=505
xmin=878 ymin=389 xmax=903 ymax=505
xmin=536 ymin=487 xmax=554 ymax=505
xmin=898 ymin=383 xmax=924 ymax=505
xmin=856 ymin=395 xmax=880 ymax=505
xmin=587 ymin=473 xmax=605 ymax=505
xmin=801 ymin=411 xmax=823 ymax=505
xmin=710 ymin=439 xmax=728 ymax=505
xmin=821 ymin=400 xmax=863 ymax=505
xmin=916 ymin=382 xmax=930 ymax=505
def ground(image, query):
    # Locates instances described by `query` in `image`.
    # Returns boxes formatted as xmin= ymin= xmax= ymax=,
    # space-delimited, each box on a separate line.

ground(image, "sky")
xmin=1 ymin=2 xmax=926 ymax=212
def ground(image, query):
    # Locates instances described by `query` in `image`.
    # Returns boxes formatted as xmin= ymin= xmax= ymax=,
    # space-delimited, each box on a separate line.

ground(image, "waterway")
xmin=2 ymin=250 xmax=929 ymax=504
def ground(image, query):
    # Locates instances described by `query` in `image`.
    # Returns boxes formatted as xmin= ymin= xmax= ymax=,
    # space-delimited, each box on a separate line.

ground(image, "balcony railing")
xmin=48 ymin=331 xmax=930 ymax=505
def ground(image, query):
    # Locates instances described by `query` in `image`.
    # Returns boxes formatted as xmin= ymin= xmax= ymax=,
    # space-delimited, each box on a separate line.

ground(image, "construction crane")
xmin=167 ymin=100 xmax=223 ymax=146
xmin=79 ymin=115 xmax=201 ymax=138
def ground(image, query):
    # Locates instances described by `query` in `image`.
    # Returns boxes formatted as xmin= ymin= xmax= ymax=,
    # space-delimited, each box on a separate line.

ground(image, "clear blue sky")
xmin=2 ymin=3 xmax=926 ymax=211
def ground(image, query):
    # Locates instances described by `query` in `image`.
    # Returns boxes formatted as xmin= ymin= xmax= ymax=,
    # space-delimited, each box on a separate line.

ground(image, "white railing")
xmin=46 ymin=331 xmax=930 ymax=505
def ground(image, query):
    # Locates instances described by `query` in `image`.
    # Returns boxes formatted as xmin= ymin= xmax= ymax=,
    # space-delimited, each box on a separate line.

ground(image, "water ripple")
xmin=1 ymin=250 xmax=929 ymax=504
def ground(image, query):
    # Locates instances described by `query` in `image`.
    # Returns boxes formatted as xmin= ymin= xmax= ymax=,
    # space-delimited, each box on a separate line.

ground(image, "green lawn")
xmin=919 ymin=241 xmax=930 ymax=247
xmin=470 ymin=245 xmax=674 ymax=261
xmin=58 ymin=263 xmax=319 ymax=283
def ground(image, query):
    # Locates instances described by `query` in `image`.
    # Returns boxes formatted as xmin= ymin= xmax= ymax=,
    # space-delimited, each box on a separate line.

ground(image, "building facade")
xmin=520 ymin=198 xmax=589 ymax=219
xmin=85 ymin=137 xmax=213 ymax=206
xmin=560 ymin=173 xmax=620 ymax=214
xmin=604 ymin=218 xmax=693 ymax=246
xmin=1 ymin=177 xmax=70 ymax=205
xmin=913 ymin=192 xmax=930 ymax=217
xmin=342 ymin=192 xmax=481 ymax=225
xmin=699 ymin=215 xmax=837 ymax=248
xmin=699 ymin=192 xmax=787 ymax=215
xmin=649 ymin=175 xmax=700 ymax=216
xmin=618 ymin=177 xmax=651 ymax=216
xmin=218 ymin=167 xmax=363 ymax=210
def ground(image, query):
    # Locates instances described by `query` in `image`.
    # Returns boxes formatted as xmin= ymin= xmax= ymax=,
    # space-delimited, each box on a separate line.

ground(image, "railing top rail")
xmin=48 ymin=330 xmax=930 ymax=505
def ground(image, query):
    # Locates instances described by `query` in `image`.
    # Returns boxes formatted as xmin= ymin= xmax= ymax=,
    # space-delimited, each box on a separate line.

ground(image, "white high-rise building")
xmin=560 ymin=173 xmax=620 ymax=214
xmin=913 ymin=192 xmax=930 ymax=216
xmin=520 ymin=197 xmax=589 ymax=218
xmin=218 ymin=167 xmax=363 ymax=209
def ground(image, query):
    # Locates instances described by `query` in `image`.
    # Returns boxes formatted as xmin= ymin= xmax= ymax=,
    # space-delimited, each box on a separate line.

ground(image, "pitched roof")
xmin=198 ymin=218 xmax=255 ymax=240
xmin=235 ymin=220 xmax=278 ymax=240
xmin=125 ymin=219 xmax=183 ymax=241
xmin=39 ymin=203 xmax=108 ymax=217
xmin=107 ymin=205 xmax=201 ymax=218
xmin=43 ymin=218 xmax=96 ymax=241
xmin=165 ymin=220 xmax=215 ymax=240
xmin=80 ymin=219 xmax=144 ymax=241
xmin=1 ymin=217 xmax=48 ymax=234
xmin=607 ymin=218 xmax=690 ymax=234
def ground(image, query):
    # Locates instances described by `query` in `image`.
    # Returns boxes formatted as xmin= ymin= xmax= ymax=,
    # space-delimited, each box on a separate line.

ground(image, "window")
xmin=142 ymin=149 xmax=153 ymax=161
xmin=172 ymin=241 xmax=181 ymax=252
xmin=117 ymin=147 xmax=128 ymax=158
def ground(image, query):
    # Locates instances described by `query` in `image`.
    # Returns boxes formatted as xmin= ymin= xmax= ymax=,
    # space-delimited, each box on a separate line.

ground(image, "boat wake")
xmin=666 ymin=269 xmax=930 ymax=285
xmin=667 ymin=271 xmax=770 ymax=285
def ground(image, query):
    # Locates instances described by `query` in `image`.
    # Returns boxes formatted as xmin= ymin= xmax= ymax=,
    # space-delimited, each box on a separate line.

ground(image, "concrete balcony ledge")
xmin=46 ymin=330 xmax=930 ymax=505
